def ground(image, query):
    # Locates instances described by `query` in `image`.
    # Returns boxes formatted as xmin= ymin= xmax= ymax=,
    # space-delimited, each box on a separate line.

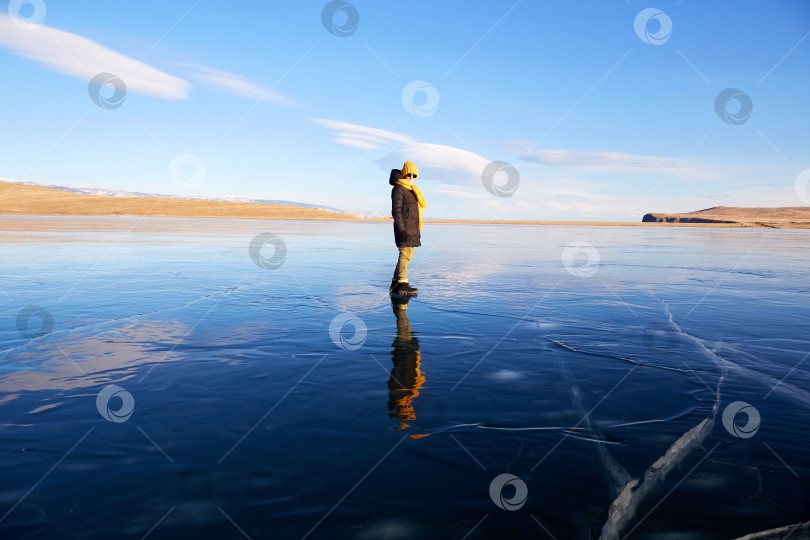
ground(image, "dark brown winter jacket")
xmin=391 ymin=185 xmax=421 ymax=248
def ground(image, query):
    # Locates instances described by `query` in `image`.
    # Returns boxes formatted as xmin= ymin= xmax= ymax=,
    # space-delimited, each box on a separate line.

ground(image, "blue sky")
xmin=1 ymin=0 xmax=808 ymax=220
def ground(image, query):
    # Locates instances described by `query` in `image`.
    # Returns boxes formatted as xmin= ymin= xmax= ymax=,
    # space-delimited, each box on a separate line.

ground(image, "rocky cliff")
xmin=642 ymin=206 xmax=810 ymax=228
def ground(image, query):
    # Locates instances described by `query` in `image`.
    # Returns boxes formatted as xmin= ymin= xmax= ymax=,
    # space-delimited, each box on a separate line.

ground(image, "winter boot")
xmin=395 ymin=282 xmax=418 ymax=296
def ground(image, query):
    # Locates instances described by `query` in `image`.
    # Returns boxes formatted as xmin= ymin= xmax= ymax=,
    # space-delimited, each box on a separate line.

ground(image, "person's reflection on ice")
xmin=387 ymin=296 xmax=428 ymax=437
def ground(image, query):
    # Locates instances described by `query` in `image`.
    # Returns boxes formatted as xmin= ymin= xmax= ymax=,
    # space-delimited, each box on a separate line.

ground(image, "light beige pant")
xmin=394 ymin=247 xmax=414 ymax=282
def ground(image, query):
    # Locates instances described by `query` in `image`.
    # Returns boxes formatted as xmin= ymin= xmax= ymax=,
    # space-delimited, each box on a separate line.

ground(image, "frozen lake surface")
xmin=1 ymin=216 xmax=809 ymax=539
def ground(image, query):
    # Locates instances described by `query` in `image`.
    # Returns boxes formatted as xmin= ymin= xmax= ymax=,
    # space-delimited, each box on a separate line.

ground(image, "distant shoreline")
xmin=2 ymin=180 xmax=808 ymax=229
xmin=0 ymin=214 xmax=756 ymax=228
xmin=423 ymin=219 xmax=752 ymax=228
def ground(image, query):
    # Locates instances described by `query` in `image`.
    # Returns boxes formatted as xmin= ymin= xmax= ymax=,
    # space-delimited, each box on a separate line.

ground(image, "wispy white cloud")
xmin=387 ymin=142 xmax=491 ymax=186
xmin=333 ymin=136 xmax=380 ymax=149
xmin=313 ymin=118 xmax=722 ymax=195
xmin=500 ymin=177 xmax=627 ymax=219
xmin=544 ymin=187 xmax=619 ymax=201
xmin=312 ymin=118 xmax=411 ymax=148
xmin=0 ymin=14 xmax=190 ymax=99
xmin=183 ymin=64 xmax=297 ymax=107
xmin=507 ymin=141 xmax=720 ymax=180
xmin=510 ymin=144 xmax=673 ymax=169
xmin=313 ymin=118 xmax=770 ymax=220
xmin=312 ymin=118 xmax=493 ymax=186
xmin=433 ymin=188 xmax=488 ymax=199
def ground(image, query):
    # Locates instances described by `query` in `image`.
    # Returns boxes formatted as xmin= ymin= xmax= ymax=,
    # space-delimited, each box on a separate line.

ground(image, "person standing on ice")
xmin=390 ymin=160 xmax=427 ymax=296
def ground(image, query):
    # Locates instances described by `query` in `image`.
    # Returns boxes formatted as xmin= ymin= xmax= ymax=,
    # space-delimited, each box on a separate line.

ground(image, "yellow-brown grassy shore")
xmin=2 ymin=181 xmax=809 ymax=228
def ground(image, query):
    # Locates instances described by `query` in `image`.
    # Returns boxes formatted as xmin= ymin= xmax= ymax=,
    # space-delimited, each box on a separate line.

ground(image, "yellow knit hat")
xmin=401 ymin=160 xmax=418 ymax=179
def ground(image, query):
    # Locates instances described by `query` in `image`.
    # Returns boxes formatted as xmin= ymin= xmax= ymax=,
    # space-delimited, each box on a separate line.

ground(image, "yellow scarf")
xmin=395 ymin=180 xmax=428 ymax=230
